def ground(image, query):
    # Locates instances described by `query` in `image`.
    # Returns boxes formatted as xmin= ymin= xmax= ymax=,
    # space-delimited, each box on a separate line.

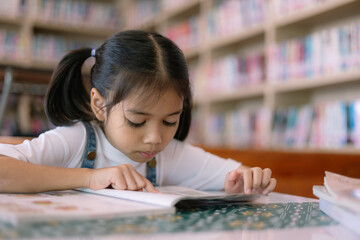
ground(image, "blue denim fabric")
xmin=80 ymin=122 xmax=157 ymax=186
xmin=146 ymin=159 xmax=158 ymax=186
xmin=80 ymin=122 xmax=97 ymax=169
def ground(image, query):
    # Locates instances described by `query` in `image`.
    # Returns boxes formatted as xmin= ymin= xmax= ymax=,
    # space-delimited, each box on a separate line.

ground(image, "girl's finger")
xmin=241 ymin=169 xmax=253 ymax=194
xmin=128 ymin=167 xmax=148 ymax=190
xmin=251 ymin=167 xmax=262 ymax=189
xmin=120 ymin=165 xmax=138 ymax=190
xmin=111 ymin=171 xmax=127 ymax=190
xmin=143 ymin=179 xmax=159 ymax=193
xmin=261 ymin=168 xmax=272 ymax=188
xmin=262 ymin=178 xmax=277 ymax=195
xmin=224 ymin=170 xmax=240 ymax=193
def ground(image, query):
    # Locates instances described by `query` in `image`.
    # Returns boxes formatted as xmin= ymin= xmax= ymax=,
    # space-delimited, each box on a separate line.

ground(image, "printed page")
xmin=324 ymin=171 xmax=360 ymax=214
xmin=79 ymin=188 xmax=184 ymax=208
xmin=0 ymin=190 xmax=174 ymax=226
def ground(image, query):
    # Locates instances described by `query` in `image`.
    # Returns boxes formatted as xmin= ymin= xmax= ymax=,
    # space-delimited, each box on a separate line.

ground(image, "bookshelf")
xmin=121 ymin=0 xmax=360 ymax=154
xmin=0 ymin=0 xmax=121 ymax=69
xmin=0 ymin=0 xmax=122 ymax=136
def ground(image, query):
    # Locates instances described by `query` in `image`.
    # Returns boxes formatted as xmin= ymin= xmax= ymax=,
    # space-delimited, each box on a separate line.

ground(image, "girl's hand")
xmin=224 ymin=166 xmax=276 ymax=195
xmin=88 ymin=163 xmax=158 ymax=193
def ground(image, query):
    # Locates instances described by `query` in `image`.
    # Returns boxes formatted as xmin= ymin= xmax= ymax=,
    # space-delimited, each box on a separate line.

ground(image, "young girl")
xmin=0 ymin=30 xmax=276 ymax=195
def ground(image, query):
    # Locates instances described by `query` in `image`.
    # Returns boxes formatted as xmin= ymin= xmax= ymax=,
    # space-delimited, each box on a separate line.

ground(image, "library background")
xmin=0 ymin=0 xmax=360 ymax=197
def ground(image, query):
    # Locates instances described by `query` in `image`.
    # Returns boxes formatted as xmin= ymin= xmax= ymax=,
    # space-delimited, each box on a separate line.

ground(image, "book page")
xmin=0 ymin=190 xmax=174 ymax=226
xmin=324 ymin=171 xmax=360 ymax=214
xmin=156 ymin=186 xmax=214 ymax=196
xmin=79 ymin=186 xmax=263 ymax=208
xmin=79 ymin=188 xmax=184 ymax=207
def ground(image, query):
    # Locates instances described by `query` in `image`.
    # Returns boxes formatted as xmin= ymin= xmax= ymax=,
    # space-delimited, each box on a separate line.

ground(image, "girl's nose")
xmin=143 ymin=128 xmax=162 ymax=145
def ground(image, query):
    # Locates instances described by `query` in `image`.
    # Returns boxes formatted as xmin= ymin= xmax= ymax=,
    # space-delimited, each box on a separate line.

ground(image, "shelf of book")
xmin=125 ymin=0 xmax=201 ymax=30
xmin=122 ymin=0 xmax=360 ymax=153
xmin=0 ymin=0 xmax=122 ymax=136
xmin=0 ymin=0 xmax=121 ymax=72
xmin=1 ymin=0 xmax=360 ymax=154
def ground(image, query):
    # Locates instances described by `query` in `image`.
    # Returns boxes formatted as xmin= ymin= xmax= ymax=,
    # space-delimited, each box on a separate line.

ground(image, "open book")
xmin=0 ymin=186 xmax=262 ymax=226
xmin=79 ymin=185 xmax=262 ymax=209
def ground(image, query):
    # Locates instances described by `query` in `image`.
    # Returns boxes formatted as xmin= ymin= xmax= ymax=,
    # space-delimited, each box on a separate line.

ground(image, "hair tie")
xmin=91 ymin=49 xmax=96 ymax=57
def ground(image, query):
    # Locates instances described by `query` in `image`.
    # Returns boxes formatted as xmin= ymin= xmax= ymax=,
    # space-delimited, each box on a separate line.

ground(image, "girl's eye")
xmin=127 ymin=120 xmax=145 ymax=128
xmin=163 ymin=121 xmax=177 ymax=126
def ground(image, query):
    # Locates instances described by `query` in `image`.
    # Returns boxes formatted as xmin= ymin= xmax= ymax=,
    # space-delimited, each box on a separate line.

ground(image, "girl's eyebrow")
xmin=127 ymin=109 xmax=183 ymax=116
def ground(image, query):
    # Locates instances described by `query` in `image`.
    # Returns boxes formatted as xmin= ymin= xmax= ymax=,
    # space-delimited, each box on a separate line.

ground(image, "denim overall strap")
xmin=146 ymin=158 xmax=157 ymax=186
xmin=81 ymin=122 xmax=97 ymax=169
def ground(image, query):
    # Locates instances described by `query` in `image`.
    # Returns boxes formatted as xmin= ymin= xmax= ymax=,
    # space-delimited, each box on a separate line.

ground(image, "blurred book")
xmin=313 ymin=171 xmax=360 ymax=236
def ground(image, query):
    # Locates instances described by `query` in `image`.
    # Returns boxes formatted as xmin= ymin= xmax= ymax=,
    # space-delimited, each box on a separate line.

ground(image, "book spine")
xmin=275 ymin=0 xmax=333 ymax=18
xmin=0 ymin=84 xmax=51 ymax=137
xmin=0 ymin=0 xmax=21 ymax=17
xmin=206 ymin=0 xmax=265 ymax=41
xmin=32 ymin=34 xmax=102 ymax=63
xmin=271 ymin=20 xmax=360 ymax=82
xmin=0 ymin=29 xmax=25 ymax=61
xmin=163 ymin=16 xmax=199 ymax=53
xmin=127 ymin=0 xmax=160 ymax=28
xmin=35 ymin=0 xmax=120 ymax=29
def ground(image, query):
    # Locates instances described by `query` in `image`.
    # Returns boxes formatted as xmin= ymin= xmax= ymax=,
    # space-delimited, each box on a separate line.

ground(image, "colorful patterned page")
xmin=0 ymin=202 xmax=337 ymax=239
xmin=0 ymin=190 xmax=173 ymax=226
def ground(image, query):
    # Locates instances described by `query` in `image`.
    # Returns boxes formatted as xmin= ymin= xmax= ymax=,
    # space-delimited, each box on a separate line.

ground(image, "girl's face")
xmin=93 ymin=87 xmax=183 ymax=163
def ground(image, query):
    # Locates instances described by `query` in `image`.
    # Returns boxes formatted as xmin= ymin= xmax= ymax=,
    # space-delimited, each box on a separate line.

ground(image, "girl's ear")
xmin=91 ymin=88 xmax=106 ymax=121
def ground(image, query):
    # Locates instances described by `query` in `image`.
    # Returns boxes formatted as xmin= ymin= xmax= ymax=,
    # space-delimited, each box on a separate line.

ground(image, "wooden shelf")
xmin=0 ymin=67 xmax=51 ymax=84
xmin=28 ymin=61 xmax=57 ymax=71
xmin=272 ymin=70 xmax=360 ymax=93
xmin=275 ymin=0 xmax=359 ymax=29
xmin=131 ymin=0 xmax=200 ymax=30
xmin=194 ymin=83 xmax=265 ymax=105
xmin=206 ymin=24 xmax=265 ymax=52
xmin=0 ymin=15 xmax=23 ymax=25
xmin=161 ymin=0 xmax=200 ymax=21
xmin=0 ymin=59 xmax=57 ymax=72
xmin=33 ymin=20 xmax=117 ymax=38
xmin=0 ymin=59 xmax=27 ymax=69
xmin=183 ymin=46 xmax=201 ymax=60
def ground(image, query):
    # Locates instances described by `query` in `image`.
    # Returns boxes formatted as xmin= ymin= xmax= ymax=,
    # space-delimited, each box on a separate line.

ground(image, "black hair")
xmin=45 ymin=30 xmax=192 ymax=140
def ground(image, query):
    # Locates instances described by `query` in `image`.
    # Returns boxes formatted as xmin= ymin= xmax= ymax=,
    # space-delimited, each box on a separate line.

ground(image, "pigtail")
xmin=45 ymin=48 xmax=94 ymax=126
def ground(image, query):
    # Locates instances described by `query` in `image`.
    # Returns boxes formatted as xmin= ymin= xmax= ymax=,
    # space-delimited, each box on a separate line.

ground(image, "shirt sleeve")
xmin=158 ymin=140 xmax=241 ymax=191
xmin=0 ymin=122 xmax=86 ymax=167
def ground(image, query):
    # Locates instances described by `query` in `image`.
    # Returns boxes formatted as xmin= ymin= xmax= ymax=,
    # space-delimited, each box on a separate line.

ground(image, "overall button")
xmin=148 ymin=158 xmax=157 ymax=168
xmin=87 ymin=151 xmax=96 ymax=160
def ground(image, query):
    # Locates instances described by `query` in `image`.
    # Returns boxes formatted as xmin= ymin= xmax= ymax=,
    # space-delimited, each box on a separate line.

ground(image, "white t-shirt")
xmin=0 ymin=122 xmax=241 ymax=190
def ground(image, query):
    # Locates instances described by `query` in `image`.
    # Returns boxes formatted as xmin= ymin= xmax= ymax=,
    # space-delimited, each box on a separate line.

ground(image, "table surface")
xmin=0 ymin=192 xmax=358 ymax=240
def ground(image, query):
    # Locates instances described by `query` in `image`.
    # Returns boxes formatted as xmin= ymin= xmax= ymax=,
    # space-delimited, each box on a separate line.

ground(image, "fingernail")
xmin=263 ymin=189 xmax=269 ymax=195
xmin=246 ymin=188 xmax=251 ymax=194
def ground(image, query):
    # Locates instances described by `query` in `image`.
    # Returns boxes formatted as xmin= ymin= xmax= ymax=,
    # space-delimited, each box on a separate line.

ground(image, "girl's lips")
xmin=139 ymin=152 xmax=157 ymax=159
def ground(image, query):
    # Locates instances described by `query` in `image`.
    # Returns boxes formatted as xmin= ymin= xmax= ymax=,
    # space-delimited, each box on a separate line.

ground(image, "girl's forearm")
xmin=0 ymin=156 xmax=92 ymax=193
